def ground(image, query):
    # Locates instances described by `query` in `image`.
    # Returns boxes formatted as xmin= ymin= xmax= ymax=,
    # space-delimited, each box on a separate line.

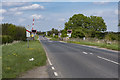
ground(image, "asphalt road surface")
xmin=39 ymin=36 xmax=119 ymax=79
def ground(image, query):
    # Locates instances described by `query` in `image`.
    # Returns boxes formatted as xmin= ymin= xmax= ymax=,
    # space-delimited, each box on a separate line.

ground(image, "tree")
xmin=61 ymin=30 xmax=68 ymax=37
xmin=64 ymin=14 xmax=107 ymax=38
xmin=89 ymin=16 xmax=107 ymax=32
xmin=2 ymin=23 xmax=26 ymax=43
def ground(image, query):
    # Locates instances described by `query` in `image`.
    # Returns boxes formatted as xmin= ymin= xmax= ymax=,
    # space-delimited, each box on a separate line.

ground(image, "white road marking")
xmin=52 ymin=67 xmax=55 ymax=70
xmin=97 ymin=56 xmax=119 ymax=65
xmin=48 ymin=58 xmax=52 ymax=65
xmin=39 ymin=39 xmax=53 ymax=66
xmin=90 ymin=53 xmax=93 ymax=55
xmin=54 ymin=72 xmax=58 ymax=76
xmin=83 ymin=52 xmax=88 ymax=54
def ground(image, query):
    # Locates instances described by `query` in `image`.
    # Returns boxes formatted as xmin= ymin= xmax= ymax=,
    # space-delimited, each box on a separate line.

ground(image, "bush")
xmin=2 ymin=23 xmax=26 ymax=44
xmin=2 ymin=35 xmax=13 ymax=44
xmin=54 ymin=35 xmax=58 ymax=38
xmin=105 ymin=33 xmax=118 ymax=41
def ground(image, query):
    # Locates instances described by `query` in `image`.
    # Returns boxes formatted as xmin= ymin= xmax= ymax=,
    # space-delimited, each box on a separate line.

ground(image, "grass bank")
xmin=67 ymin=40 xmax=119 ymax=51
xmin=50 ymin=37 xmax=59 ymax=41
xmin=2 ymin=40 xmax=47 ymax=78
xmin=0 ymin=46 xmax=2 ymax=80
xmin=46 ymin=36 xmax=119 ymax=51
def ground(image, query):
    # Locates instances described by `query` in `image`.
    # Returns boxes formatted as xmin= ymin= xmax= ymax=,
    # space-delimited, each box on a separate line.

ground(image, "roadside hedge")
xmin=1 ymin=23 xmax=26 ymax=44
xmin=2 ymin=35 xmax=13 ymax=44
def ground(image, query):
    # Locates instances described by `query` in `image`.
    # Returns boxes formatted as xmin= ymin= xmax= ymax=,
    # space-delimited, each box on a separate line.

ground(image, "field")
xmin=2 ymin=40 xmax=47 ymax=78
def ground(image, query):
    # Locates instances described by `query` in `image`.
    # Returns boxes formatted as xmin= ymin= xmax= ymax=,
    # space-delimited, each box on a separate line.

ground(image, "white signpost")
xmin=67 ymin=33 xmax=71 ymax=37
xmin=53 ymin=33 xmax=55 ymax=37
xmin=58 ymin=33 xmax=61 ymax=38
xmin=83 ymin=37 xmax=86 ymax=40
xmin=26 ymin=29 xmax=31 ymax=48
xmin=67 ymin=30 xmax=72 ymax=38
xmin=26 ymin=31 xmax=30 ymax=37
xmin=46 ymin=32 xmax=48 ymax=36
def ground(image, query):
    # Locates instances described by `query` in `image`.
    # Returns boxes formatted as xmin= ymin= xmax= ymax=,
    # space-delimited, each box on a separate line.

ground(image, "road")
xmin=39 ymin=36 xmax=118 ymax=79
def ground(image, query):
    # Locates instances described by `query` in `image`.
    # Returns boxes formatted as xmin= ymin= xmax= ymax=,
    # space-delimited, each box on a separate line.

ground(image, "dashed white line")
xmin=39 ymin=38 xmax=58 ymax=77
xmin=83 ymin=52 xmax=88 ymax=54
xmin=54 ymin=72 xmax=58 ymax=76
xmin=97 ymin=56 xmax=119 ymax=65
xmin=90 ymin=53 xmax=93 ymax=55
xmin=51 ymin=67 xmax=55 ymax=70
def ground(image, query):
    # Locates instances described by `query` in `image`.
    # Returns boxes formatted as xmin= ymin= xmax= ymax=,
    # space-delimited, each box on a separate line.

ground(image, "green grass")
xmin=46 ymin=36 xmax=59 ymax=41
xmin=67 ymin=40 xmax=119 ymax=51
xmin=50 ymin=37 xmax=59 ymax=41
xmin=0 ymin=46 xmax=2 ymax=80
xmin=47 ymin=36 xmax=119 ymax=51
xmin=2 ymin=40 xmax=47 ymax=78
xmin=34 ymin=35 xmax=38 ymax=40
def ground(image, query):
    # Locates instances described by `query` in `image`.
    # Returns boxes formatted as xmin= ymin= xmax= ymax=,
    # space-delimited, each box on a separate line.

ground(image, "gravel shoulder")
xmin=19 ymin=64 xmax=49 ymax=78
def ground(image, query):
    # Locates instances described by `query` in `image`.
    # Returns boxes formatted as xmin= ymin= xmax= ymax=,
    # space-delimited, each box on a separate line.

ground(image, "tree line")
xmin=1 ymin=23 xmax=26 ymax=44
xmin=45 ymin=14 xmax=119 ymax=41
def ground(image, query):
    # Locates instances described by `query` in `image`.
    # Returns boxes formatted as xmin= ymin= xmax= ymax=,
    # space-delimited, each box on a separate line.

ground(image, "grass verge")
xmin=46 ymin=36 xmax=119 ymax=51
xmin=67 ymin=40 xmax=119 ymax=51
xmin=2 ymin=40 xmax=47 ymax=78
xmin=0 ymin=46 xmax=2 ymax=80
xmin=50 ymin=37 xmax=59 ymax=41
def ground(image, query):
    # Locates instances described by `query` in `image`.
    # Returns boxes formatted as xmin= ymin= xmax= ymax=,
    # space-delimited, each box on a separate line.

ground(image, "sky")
xmin=0 ymin=2 xmax=119 ymax=32
xmin=1 ymin=0 xmax=119 ymax=2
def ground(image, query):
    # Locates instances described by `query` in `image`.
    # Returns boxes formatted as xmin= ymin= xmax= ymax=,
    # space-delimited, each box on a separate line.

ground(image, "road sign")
xmin=67 ymin=33 xmax=71 ymax=37
xmin=26 ymin=29 xmax=31 ymax=48
xmin=67 ymin=29 xmax=72 ymax=37
xmin=32 ymin=30 xmax=37 ymax=33
xmin=26 ymin=30 xmax=30 ymax=37
xmin=67 ymin=30 xmax=72 ymax=33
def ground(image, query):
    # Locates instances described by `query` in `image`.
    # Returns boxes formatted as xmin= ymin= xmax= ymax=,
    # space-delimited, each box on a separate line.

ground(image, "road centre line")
xmin=52 ymin=67 xmax=55 ymax=70
xmin=54 ymin=72 xmax=58 ymax=76
xmin=90 ymin=53 xmax=93 ymax=55
xmin=97 ymin=56 xmax=119 ymax=65
xmin=83 ymin=52 xmax=88 ymax=54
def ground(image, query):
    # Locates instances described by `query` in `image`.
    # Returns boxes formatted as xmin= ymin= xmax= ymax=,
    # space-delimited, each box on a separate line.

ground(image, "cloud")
xmin=18 ymin=18 xmax=25 ymax=23
xmin=64 ymin=0 xmax=118 ymax=2
xmin=0 ymin=16 xmax=4 ymax=21
xmin=59 ymin=18 xmax=65 ymax=22
xmin=2 ymin=2 xmax=25 ymax=6
xmin=93 ymin=2 xmax=109 ymax=5
xmin=2 ymin=0 xmax=119 ymax=2
xmin=115 ymin=9 xmax=118 ymax=15
xmin=15 ymin=12 xmax=23 ymax=15
xmin=3 ymin=0 xmax=53 ymax=2
xmin=92 ymin=11 xmax=104 ymax=16
xmin=0 ymin=9 xmax=7 ymax=14
xmin=9 ymin=4 xmax=44 ymax=11
xmin=31 ymin=14 xmax=43 ymax=19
